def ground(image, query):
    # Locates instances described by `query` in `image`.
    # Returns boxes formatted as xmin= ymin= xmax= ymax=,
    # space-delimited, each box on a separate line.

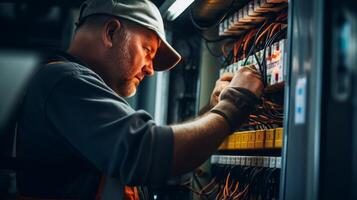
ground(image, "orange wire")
xmin=269 ymin=23 xmax=282 ymax=38
xmin=223 ymin=173 xmax=230 ymax=199
xmin=230 ymin=181 xmax=240 ymax=198
xmin=233 ymin=184 xmax=249 ymax=200
xmin=243 ymin=29 xmax=258 ymax=57
xmin=276 ymin=13 xmax=288 ymax=21
xmin=233 ymin=37 xmax=243 ymax=62
xmin=237 ymin=33 xmax=249 ymax=60
xmin=199 ymin=177 xmax=217 ymax=196
xmin=215 ymin=188 xmax=222 ymax=200
xmin=255 ymin=23 xmax=275 ymax=45
xmin=221 ymin=40 xmax=231 ymax=58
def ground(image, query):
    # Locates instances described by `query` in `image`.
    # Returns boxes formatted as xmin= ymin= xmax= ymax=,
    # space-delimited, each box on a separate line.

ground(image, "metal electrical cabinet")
xmin=282 ymin=0 xmax=357 ymax=200
xmin=281 ymin=0 xmax=323 ymax=199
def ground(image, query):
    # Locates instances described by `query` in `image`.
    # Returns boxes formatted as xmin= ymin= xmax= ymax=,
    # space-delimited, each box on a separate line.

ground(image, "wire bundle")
xmin=181 ymin=165 xmax=280 ymax=200
xmin=238 ymin=98 xmax=284 ymax=130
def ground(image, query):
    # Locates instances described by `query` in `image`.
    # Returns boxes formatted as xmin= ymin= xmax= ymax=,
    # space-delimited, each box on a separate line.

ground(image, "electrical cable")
xmin=220 ymin=50 xmax=234 ymax=70
xmin=242 ymin=20 xmax=271 ymax=86
xmin=205 ymin=40 xmax=222 ymax=57
xmin=192 ymin=173 xmax=210 ymax=200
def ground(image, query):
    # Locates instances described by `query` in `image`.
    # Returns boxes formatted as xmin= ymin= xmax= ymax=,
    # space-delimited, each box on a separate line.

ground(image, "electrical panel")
xmin=187 ymin=0 xmax=289 ymax=199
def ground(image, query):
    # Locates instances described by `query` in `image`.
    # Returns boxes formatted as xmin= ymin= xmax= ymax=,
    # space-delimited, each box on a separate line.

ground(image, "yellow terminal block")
xmin=275 ymin=128 xmax=283 ymax=148
xmin=247 ymin=131 xmax=256 ymax=149
xmin=233 ymin=133 xmax=240 ymax=150
xmin=255 ymin=130 xmax=265 ymax=149
xmin=226 ymin=135 xmax=232 ymax=150
xmin=234 ymin=133 xmax=240 ymax=150
xmin=233 ymin=132 xmax=240 ymax=150
xmin=218 ymin=128 xmax=283 ymax=150
xmin=240 ymin=132 xmax=249 ymax=149
xmin=265 ymin=129 xmax=275 ymax=148
xmin=228 ymin=134 xmax=235 ymax=150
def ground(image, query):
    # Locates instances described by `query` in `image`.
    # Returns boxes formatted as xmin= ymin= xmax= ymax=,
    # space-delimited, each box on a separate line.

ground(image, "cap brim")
xmin=153 ymin=38 xmax=181 ymax=71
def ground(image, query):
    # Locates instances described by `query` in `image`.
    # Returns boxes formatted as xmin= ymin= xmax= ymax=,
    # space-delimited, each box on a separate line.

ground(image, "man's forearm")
xmin=169 ymin=86 xmax=259 ymax=176
xmin=170 ymin=112 xmax=230 ymax=176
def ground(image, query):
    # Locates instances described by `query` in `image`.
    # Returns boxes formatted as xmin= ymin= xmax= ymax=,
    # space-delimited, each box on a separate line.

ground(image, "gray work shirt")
xmin=16 ymin=53 xmax=173 ymax=199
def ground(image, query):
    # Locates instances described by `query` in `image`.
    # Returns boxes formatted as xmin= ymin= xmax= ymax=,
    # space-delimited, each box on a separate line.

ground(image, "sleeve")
xmin=44 ymin=72 xmax=173 ymax=186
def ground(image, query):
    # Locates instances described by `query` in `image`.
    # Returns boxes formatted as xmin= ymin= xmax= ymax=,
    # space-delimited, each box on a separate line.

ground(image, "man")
xmin=16 ymin=0 xmax=263 ymax=199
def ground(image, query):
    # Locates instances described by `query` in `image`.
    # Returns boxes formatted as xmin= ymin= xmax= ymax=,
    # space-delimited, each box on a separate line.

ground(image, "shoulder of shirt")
xmin=39 ymin=60 xmax=101 ymax=81
xmin=32 ymin=60 xmax=107 ymax=89
xmin=31 ymin=61 xmax=130 ymax=106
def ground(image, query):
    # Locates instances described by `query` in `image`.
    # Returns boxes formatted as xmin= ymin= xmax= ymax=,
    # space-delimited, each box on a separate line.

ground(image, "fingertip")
xmin=220 ymin=72 xmax=234 ymax=81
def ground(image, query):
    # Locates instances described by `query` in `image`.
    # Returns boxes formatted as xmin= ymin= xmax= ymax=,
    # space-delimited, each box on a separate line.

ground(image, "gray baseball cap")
xmin=78 ymin=0 xmax=181 ymax=71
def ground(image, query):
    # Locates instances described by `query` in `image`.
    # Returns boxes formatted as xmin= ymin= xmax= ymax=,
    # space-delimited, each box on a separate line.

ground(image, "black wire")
xmin=205 ymin=40 xmax=222 ymax=57
xmin=220 ymin=50 xmax=234 ymax=69
xmin=243 ymin=20 xmax=270 ymax=66
xmin=264 ymin=28 xmax=287 ymax=53
xmin=242 ymin=20 xmax=270 ymax=86
xmin=267 ymin=30 xmax=286 ymax=49
xmin=253 ymin=52 xmax=264 ymax=83
xmin=249 ymin=117 xmax=271 ymax=129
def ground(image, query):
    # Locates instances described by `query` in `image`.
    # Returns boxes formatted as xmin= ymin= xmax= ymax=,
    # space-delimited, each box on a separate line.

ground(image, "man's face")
xmin=108 ymin=22 xmax=160 ymax=97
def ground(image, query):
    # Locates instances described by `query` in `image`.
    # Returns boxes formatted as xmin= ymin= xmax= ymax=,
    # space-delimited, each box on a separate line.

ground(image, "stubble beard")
xmin=114 ymin=33 xmax=138 ymax=97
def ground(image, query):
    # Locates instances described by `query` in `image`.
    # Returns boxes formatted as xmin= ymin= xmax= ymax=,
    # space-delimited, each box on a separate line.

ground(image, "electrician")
xmin=16 ymin=0 xmax=263 ymax=199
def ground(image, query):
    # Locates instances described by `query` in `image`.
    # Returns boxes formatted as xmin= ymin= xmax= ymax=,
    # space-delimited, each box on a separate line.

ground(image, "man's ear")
xmin=102 ymin=19 xmax=121 ymax=48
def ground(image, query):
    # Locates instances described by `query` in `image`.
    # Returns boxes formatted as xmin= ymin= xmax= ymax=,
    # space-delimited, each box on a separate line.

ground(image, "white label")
xmin=269 ymin=157 xmax=276 ymax=168
xmin=251 ymin=157 xmax=257 ymax=166
xmin=263 ymin=157 xmax=270 ymax=167
xmin=229 ymin=156 xmax=235 ymax=165
xmin=226 ymin=156 xmax=231 ymax=165
xmin=276 ymin=157 xmax=282 ymax=168
xmin=222 ymin=156 xmax=227 ymax=164
xmin=235 ymin=156 xmax=241 ymax=165
xmin=295 ymin=76 xmax=307 ymax=124
xmin=219 ymin=156 xmax=223 ymax=164
xmin=257 ymin=157 xmax=264 ymax=167
xmin=246 ymin=157 xmax=252 ymax=166
xmin=241 ymin=156 xmax=246 ymax=166
xmin=211 ymin=155 xmax=217 ymax=164
xmin=223 ymin=156 xmax=228 ymax=165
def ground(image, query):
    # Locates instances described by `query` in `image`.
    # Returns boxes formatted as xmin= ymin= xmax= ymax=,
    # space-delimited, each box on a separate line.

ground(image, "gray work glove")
xmin=210 ymin=65 xmax=264 ymax=132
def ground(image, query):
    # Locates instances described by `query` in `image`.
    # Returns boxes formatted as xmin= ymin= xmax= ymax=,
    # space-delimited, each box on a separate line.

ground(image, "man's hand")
xmin=209 ymin=64 xmax=264 ymax=132
xmin=171 ymin=64 xmax=264 ymax=176
xmin=228 ymin=65 xmax=264 ymax=98
xmin=210 ymin=73 xmax=233 ymax=108
xmin=209 ymin=65 xmax=264 ymax=109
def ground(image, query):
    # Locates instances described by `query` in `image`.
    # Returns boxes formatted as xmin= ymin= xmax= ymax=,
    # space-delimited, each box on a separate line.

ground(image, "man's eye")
xmin=144 ymin=47 xmax=151 ymax=54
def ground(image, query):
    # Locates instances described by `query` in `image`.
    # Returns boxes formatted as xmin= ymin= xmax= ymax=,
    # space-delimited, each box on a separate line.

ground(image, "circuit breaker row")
xmin=219 ymin=128 xmax=283 ymax=150
xmin=219 ymin=0 xmax=288 ymax=36
xmin=211 ymin=155 xmax=282 ymax=168
xmin=219 ymin=39 xmax=287 ymax=86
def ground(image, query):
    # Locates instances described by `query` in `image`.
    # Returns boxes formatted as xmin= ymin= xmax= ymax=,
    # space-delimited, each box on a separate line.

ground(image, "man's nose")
xmin=143 ymin=61 xmax=154 ymax=76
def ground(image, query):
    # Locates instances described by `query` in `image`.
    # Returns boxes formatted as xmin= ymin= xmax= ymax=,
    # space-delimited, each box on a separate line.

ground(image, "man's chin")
xmin=124 ymin=88 xmax=137 ymax=98
xmin=116 ymin=84 xmax=137 ymax=97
